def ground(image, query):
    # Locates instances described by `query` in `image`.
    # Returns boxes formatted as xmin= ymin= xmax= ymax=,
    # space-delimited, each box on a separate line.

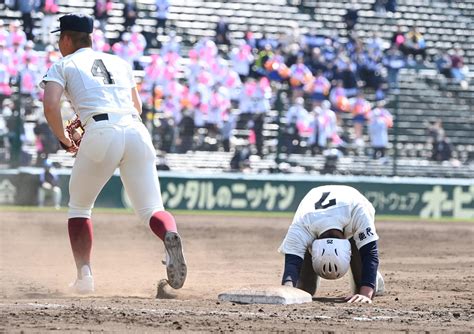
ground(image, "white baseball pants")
xmin=68 ymin=113 xmax=164 ymax=223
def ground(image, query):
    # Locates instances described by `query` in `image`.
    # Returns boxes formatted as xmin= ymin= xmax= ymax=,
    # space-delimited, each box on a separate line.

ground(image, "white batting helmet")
xmin=311 ymin=238 xmax=351 ymax=280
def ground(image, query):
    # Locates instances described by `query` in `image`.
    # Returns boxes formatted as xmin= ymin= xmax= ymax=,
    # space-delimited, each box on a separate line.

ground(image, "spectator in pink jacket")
xmin=40 ymin=0 xmax=60 ymax=45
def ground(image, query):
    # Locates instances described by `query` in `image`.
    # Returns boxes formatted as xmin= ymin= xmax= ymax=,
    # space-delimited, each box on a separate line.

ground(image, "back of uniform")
xmin=42 ymin=48 xmax=137 ymax=123
xmin=279 ymin=185 xmax=378 ymax=259
xmin=42 ymin=46 xmax=164 ymax=222
xmin=41 ymin=13 xmax=187 ymax=294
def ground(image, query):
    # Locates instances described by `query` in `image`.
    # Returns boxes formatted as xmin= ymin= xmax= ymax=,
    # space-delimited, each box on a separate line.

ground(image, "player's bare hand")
xmin=346 ymin=294 xmax=372 ymax=304
xmin=59 ymin=134 xmax=73 ymax=148
xmin=59 ymin=131 xmax=79 ymax=154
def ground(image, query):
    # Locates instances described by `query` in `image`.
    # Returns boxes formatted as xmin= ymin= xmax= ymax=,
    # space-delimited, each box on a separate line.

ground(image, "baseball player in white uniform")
xmin=279 ymin=185 xmax=384 ymax=303
xmin=41 ymin=14 xmax=187 ymax=294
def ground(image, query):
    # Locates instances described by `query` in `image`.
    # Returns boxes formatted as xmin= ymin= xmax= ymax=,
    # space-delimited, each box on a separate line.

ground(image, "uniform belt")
xmin=92 ymin=113 xmax=109 ymax=122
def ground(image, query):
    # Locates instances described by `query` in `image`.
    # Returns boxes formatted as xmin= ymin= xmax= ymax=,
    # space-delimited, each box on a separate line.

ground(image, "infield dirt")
xmin=1 ymin=210 xmax=472 ymax=333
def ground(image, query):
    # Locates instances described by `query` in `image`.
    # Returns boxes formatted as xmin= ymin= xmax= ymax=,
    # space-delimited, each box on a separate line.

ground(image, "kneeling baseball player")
xmin=279 ymin=185 xmax=384 ymax=303
xmin=41 ymin=14 xmax=186 ymax=294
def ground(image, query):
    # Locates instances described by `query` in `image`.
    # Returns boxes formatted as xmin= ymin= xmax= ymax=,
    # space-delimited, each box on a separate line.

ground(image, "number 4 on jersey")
xmin=314 ymin=192 xmax=336 ymax=210
xmin=91 ymin=59 xmax=115 ymax=85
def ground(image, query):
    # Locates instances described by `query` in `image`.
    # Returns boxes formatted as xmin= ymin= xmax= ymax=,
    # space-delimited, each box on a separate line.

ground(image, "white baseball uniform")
xmin=41 ymin=47 xmax=164 ymax=222
xmin=279 ymin=185 xmax=378 ymax=259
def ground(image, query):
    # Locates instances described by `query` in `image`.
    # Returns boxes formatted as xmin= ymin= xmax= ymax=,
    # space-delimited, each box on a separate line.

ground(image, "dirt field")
xmin=1 ymin=209 xmax=473 ymax=333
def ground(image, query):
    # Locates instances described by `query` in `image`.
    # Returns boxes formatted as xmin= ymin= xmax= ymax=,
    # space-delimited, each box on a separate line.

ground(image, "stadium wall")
xmin=0 ymin=170 xmax=472 ymax=219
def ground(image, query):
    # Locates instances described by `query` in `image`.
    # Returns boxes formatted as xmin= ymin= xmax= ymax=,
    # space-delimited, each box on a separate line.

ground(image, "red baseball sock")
xmin=149 ymin=211 xmax=177 ymax=241
xmin=68 ymin=218 xmax=93 ymax=277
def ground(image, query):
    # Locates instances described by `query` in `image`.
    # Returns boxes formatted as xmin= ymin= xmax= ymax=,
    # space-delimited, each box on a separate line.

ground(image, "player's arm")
xmin=131 ymin=86 xmax=142 ymax=115
xmin=347 ymin=240 xmax=379 ymax=303
xmin=279 ymin=222 xmax=311 ymax=287
xmin=282 ymin=254 xmax=304 ymax=287
xmin=43 ymin=81 xmax=73 ymax=148
xmin=347 ymin=202 xmax=379 ymax=304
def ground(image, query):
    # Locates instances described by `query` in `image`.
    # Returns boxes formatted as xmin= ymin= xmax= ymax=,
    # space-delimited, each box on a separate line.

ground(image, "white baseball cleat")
xmin=375 ymin=271 xmax=385 ymax=296
xmin=69 ymin=275 xmax=94 ymax=294
xmin=69 ymin=265 xmax=94 ymax=294
xmin=164 ymin=231 xmax=187 ymax=289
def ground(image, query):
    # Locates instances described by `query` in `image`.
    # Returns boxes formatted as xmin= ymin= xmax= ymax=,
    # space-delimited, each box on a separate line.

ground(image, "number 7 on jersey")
xmin=315 ymin=192 xmax=337 ymax=210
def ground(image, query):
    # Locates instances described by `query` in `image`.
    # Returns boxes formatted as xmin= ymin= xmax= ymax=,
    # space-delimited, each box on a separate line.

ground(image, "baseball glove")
xmin=60 ymin=116 xmax=84 ymax=155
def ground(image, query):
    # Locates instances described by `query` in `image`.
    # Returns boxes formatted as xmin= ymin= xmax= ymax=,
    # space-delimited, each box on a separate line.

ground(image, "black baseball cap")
xmin=51 ymin=14 xmax=94 ymax=34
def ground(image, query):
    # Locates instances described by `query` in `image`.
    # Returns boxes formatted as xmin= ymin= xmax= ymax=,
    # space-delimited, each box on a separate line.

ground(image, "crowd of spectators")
xmin=434 ymin=46 xmax=470 ymax=89
xmin=0 ymin=0 xmax=470 ymax=172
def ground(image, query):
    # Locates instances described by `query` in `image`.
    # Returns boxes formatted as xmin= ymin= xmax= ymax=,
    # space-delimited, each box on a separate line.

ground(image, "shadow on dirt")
xmin=313 ymin=297 xmax=347 ymax=303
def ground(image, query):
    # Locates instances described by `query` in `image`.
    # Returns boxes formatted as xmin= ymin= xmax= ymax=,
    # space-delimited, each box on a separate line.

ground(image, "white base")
xmin=218 ymin=285 xmax=312 ymax=305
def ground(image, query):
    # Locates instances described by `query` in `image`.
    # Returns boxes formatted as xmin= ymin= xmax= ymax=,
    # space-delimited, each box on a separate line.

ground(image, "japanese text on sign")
xmin=364 ymin=191 xmax=420 ymax=212
xmin=420 ymin=185 xmax=474 ymax=219
xmin=161 ymin=181 xmax=296 ymax=211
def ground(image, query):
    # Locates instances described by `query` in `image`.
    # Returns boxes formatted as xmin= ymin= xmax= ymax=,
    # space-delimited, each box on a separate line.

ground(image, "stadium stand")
xmin=0 ymin=0 xmax=472 ymax=178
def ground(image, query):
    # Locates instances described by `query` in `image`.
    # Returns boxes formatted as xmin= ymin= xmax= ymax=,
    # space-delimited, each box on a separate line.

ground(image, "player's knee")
xmin=296 ymin=279 xmax=317 ymax=296
xmin=137 ymin=206 xmax=165 ymax=225
xmin=68 ymin=205 xmax=92 ymax=219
